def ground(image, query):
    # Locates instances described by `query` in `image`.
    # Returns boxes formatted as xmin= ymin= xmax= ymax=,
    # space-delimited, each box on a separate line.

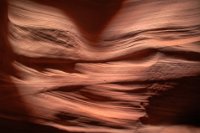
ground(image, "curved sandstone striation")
xmin=0 ymin=0 xmax=200 ymax=132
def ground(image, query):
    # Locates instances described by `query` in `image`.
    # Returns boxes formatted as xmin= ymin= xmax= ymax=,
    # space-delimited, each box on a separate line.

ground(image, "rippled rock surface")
xmin=0 ymin=0 xmax=200 ymax=132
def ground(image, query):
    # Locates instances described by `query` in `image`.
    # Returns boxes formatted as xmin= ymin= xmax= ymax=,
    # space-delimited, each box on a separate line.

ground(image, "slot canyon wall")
xmin=0 ymin=0 xmax=200 ymax=132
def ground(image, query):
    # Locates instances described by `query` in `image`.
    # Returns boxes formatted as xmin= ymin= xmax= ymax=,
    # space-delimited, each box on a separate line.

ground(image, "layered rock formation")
xmin=0 ymin=0 xmax=200 ymax=132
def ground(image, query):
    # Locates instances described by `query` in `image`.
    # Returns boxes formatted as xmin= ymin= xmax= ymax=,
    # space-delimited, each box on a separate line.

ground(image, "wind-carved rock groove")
xmin=0 ymin=0 xmax=200 ymax=132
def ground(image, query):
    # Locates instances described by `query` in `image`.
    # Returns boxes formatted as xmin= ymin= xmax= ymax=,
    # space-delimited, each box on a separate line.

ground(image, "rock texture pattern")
xmin=0 ymin=0 xmax=200 ymax=132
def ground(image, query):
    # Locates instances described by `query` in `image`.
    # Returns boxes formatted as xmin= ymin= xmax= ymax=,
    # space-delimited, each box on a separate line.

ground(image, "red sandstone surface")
xmin=0 ymin=0 xmax=200 ymax=132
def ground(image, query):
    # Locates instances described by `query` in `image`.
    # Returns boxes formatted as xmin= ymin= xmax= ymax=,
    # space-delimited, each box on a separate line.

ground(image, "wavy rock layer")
xmin=1 ymin=0 xmax=200 ymax=132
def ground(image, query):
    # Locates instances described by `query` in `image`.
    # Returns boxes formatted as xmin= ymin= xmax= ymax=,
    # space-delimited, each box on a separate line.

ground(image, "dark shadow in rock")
xmin=141 ymin=76 xmax=200 ymax=127
xmin=32 ymin=0 xmax=123 ymax=42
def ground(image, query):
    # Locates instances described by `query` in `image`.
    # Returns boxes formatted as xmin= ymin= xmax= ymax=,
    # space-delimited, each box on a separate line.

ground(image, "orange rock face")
xmin=0 ymin=0 xmax=200 ymax=132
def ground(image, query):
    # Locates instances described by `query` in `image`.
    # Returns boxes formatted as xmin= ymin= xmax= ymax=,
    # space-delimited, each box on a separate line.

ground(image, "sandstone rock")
xmin=0 ymin=0 xmax=200 ymax=132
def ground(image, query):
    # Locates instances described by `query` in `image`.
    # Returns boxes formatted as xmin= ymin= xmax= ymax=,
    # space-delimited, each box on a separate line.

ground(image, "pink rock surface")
xmin=0 ymin=0 xmax=200 ymax=132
